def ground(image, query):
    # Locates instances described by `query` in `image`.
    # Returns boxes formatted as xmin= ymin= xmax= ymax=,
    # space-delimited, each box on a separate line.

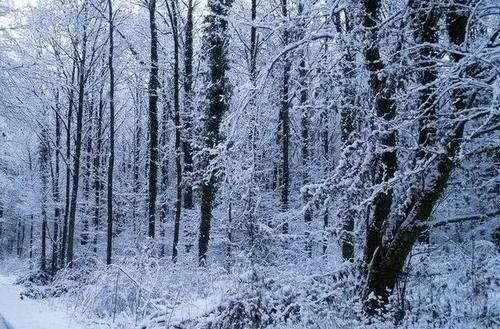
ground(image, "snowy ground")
xmin=0 ymin=274 xmax=85 ymax=329
xmin=0 ymin=314 xmax=13 ymax=329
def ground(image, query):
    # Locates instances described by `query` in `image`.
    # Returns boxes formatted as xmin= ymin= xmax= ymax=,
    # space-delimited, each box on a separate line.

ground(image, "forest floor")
xmin=0 ymin=274 xmax=86 ymax=329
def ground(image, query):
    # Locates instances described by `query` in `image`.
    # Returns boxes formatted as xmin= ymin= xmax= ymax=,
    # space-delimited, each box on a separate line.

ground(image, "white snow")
xmin=0 ymin=274 xmax=85 ymax=329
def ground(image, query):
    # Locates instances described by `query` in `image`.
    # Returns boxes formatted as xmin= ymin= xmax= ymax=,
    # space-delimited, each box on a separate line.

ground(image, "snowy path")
xmin=0 ymin=274 xmax=85 ymax=329
xmin=0 ymin=314 xmax=13 ymax=329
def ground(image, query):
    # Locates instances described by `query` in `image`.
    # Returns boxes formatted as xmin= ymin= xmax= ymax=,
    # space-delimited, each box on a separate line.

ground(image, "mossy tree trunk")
xmin=198 ymin=0 xmax=233 ymax=266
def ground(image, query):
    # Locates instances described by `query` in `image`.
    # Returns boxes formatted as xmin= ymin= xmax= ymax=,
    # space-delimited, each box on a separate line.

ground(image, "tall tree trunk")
xmin=0 ymin=203 xmax=3 ymax=250
xmin=322 ymin=109 xmax=329 ymax=257
xmin=93 ymin=91 xmax=104 ymax=255
xmin=52 ymin=105 xmax=62 ymax=275
xmin=182 ymin=0 xmax=194 ymax=210
xmin=159 ymin=92 xmax=169 ymax=257
xmin=39 ymin=127 xmax=50 ymax=273
xmin=198 ymin=0 xmax=233 ymax=266
xmin=16 ymin=218 xmax=22 ymax=257
xmin=364 ymin=0 xmax=397 ymax=316
xmin=245 ymin=0 xmax=259 ymax=256
xmin=337 ymin=9 xmax=356 ymax=263
xmin=225 ymin=195 xmax=232 ymax=269
xmin=409 ymin=0 xmax=440 ymax=244
xmin=249 ymin=0 xmax=257 ymax=83
xmin=279 ymin=0 xmax=290 ymax=235
xmin=106 ymin=0 xmax=115 ymax=265
xmin=362 ymin=0 xmax=398 ymax=267
xmin=147 ymin=0 xmax=160 ymax=239
xmin=20 ymin=219 xmax=25 ymax=257
xmin=28 ymin=150 xmax=34 ymax=268
xmin=61 ymin=60 xmax=76 ymax=265
xmin=166 ymin=0 xmax=182 ymax=262
xmin=297 ymin=0 xmax=312 ymax=257
xmin=361 ymin=0 xmax=398 ymax=315
xmin=133 ymin=98 xmax=142 ymax=238
xmin=81 ymin=98 xmax=93 ymax=247
xmin=29 ymin=214 xmax=34 ymax=268
xmin=410 ymin=0 xmax=440 ymax=162
xmin=67 ymin=28 xmax=88 ymax=266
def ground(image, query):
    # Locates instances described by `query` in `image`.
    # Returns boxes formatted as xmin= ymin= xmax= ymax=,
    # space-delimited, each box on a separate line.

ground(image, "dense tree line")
xmin=0 ymin=0 xmax=498 ymax=327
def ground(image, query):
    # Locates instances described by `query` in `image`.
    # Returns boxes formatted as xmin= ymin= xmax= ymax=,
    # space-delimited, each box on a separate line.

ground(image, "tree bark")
xmin=362 ymin=0 xmax=398 ymax=315
xmin=147 ymin=0 xmax=160 ymax=239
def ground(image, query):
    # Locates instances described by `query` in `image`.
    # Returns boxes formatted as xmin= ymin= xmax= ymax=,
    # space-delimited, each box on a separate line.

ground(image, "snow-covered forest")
xmin=0 ymin=0 xmax=499 ymax=328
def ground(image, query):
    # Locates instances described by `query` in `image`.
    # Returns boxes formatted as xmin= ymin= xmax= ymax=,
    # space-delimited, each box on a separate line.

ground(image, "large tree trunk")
xmin=147 ymin=0 xmax=160 ymax=239
xmin=362 ymin=0 xmax=470 ymax=318
xmin=361 ymin=0 xmax=398 ymax=316
xmin=198 ymin=0 xmax=233 ymax=266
